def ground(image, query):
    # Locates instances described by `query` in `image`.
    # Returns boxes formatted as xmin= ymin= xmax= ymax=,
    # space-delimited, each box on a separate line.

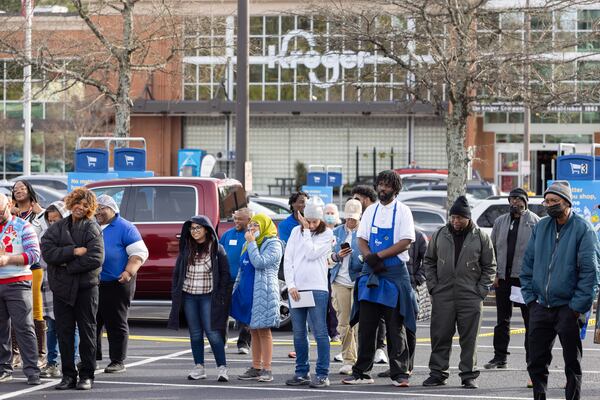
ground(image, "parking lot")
xmin=2 ymin=307 xmax=600 ymax=400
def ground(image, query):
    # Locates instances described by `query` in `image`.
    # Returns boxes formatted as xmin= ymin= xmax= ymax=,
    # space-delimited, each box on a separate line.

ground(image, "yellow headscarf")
xmin=242 ymin=213 xmax=278 ymax=254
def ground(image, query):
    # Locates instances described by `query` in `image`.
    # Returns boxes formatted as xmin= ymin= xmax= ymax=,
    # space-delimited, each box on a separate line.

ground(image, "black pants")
xmin=236 ymin=323 xmax=251 ymax=349
xmin=528 ymin=303 xmax=582 ymax=400
xmin=353 ymin=300 xmax=409 ymax=380
xmin=406 ymin=324 xmax=416 ymax=372
xmin=54 ymin=286 xmax=99 ymax=380
xmin=96 ymin=279 xmax=135 ymax=363
xmin=376 ymin=318 xmax=386 ymax=349
xmin=493 ymin=278 xmax=529 ymax=362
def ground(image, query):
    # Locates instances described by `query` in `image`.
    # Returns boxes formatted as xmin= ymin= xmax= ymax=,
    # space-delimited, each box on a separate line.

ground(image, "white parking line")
xmin=0 ymin=348 xmax=193 ymax=399
xmin=90 ymin=379 xmax=563 ymax=400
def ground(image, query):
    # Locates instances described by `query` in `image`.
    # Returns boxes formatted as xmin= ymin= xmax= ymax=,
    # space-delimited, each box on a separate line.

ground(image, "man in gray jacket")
xmin=422 ymin=196 xmax=496 ymax=389
xmin=485 ymin=188 xmax=540 ymax=384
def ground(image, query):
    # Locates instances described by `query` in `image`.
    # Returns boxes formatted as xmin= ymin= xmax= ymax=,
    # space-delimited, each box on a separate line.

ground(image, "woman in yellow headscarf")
xmin=231 ymin=213 xmax=282 ymax=382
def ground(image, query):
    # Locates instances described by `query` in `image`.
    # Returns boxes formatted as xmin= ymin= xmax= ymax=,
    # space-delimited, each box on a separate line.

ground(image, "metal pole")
xmin=235 ymin=0 xmax=249 ymax=189
xmin=390 ymin=147 xmax=394 ymax=169
xmin=355 ymin=146 xmax=359 ymax=183
xmin=523 ymin=0 xmax=531 ymax=191
xmin=372 ymin=147 xmax=376 ymax=184
xmin=23 ymin=0 xmax=32 ymax=176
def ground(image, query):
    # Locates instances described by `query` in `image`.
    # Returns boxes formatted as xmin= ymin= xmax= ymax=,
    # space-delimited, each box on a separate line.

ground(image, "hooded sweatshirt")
xmin=167 ymin=215 xmax=232 ymax=333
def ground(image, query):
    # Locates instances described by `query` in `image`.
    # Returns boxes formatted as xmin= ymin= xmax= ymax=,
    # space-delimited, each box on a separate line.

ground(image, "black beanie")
xmin=508 ymin=187 xmax=528 ymax=205
xmin=449 ymin=195 xmax=471 ymax=219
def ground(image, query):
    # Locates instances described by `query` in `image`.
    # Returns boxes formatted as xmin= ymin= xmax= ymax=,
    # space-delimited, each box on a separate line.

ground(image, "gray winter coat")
xmin=491 ymin=210 xmax=540 ymax=280
xmin=424 ymin=224 xmax=496 ymax=300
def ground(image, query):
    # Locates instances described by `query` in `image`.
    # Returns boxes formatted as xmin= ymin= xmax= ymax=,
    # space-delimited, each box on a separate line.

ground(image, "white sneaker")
xmin=374 ymin=348 xmax=388 ymax=364
xmin=188 ymin=364 xmax=206 ymax=380
xmin=217 ymin=365 xmax=229 ymax=382
xmin=339 ymin=364 xmax=353 ymax=375
xmin=334 ymin=353 xmax=343 ymax=362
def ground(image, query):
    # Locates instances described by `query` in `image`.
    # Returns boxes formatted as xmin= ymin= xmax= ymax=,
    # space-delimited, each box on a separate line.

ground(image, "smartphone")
xmin=340 ymin=242 xmax=350 ymax=250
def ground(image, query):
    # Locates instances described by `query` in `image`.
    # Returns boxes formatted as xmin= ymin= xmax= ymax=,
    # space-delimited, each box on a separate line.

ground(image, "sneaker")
xmin=0 ymin=372 xmax=12 ymax=383
xmin=55 ymin=376 xmax=76 ymax=390
xmin=374 ymin=348 xmax=388 ymax=364
xmin=483 ymin=357 xmax=507 ymax=369
xmin=331 ymin=335 xmax=341 ymax=343
xmin=104 ymin=361 xmax=126 ymax=373
xmin=422 ymin=376 xmax=447 ymax=386
xmin=187 ymin=364 xmax=206 ymax=380
xmin=342 ymin=374 xmax=374 ymax=384
xmin=217 ymin=365 xmax=229 ymax=382
xmin=377 ymin=369 xmax=391 ymax=378
xmin=392 ymin=377 xmax=410 ymax=387
xmin=285 ymin=374 xmax=311 ymax=386
xmin=238 ymin=346 xmax=250 ymax=355
xmin=76 ymin=378 xmax=93 ymax=390
xmin=238 ymin=367 xmax=262 ymax=380
xmin=333 ymin=353 xmax=343 ymax=362
xmin=462 ymin=378 xmax=478 ymax=389
xmin=27 ymin=375 xmax=41 ymax=385
xmin=41 ymin=364 xmax=62 ymax=378
xmin=339 ymin=364 xmax=353 ymax=375
xmin=309 ymin=376 xmax=330 ymax=388
xmin=258 ymin=370 xmax=273 ymax=382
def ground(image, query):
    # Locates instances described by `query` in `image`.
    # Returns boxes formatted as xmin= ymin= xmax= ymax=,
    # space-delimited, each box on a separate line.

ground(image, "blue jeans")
xmin=46 ymin=317 xmax=80 ymax=366
xmin=289 ymin=290 xmax=330 ymax=378
xmin=182 ymin=292 xmax=226 ymax=367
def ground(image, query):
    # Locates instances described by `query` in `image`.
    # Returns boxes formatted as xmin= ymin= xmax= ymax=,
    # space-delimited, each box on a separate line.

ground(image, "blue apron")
xmin=230 ymin=251 xmax=255 ymax=325
xmin=358 ymin=203 xmax=400 ymax=308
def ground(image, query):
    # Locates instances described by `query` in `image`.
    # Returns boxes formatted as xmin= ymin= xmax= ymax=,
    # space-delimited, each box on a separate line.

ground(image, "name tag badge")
xmin=229 ymin=239 xmax=237 ymax=246
xmin=371 ymin=227 xmax=378 ymax=234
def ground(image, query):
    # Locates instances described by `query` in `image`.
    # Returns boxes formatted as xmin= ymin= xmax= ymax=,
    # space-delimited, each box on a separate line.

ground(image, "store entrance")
xmin=531 ymin=150 xmax=556 ymax=195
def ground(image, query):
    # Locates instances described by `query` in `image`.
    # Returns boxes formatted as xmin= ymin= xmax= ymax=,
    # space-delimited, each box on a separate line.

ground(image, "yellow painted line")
xmin=122 ymin=318 xmax=596 ymax=345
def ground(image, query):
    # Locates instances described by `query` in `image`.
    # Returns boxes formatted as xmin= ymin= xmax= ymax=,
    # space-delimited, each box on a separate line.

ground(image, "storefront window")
xmin=500 ymin=152 xmax=519 ymax=172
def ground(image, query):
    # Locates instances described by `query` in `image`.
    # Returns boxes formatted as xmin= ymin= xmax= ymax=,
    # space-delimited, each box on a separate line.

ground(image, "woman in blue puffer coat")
xmin=231 ymin=213 xmax=282 ymax=383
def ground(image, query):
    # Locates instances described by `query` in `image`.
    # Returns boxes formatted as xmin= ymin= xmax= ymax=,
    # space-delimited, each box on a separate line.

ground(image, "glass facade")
xmin=183 ymin=15 xmax=415 ymax=102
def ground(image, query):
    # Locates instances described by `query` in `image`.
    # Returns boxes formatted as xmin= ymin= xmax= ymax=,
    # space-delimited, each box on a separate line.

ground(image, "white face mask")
xmin=253 ymin=230 xmax=260 ymax=239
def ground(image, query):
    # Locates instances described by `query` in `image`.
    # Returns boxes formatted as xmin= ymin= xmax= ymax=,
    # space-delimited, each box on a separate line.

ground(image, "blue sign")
xmin=557 ymin=155 xmax=594 ymax=180
xmin=327 ymin=172 xmax=343 ymax=186
xmin=302 ymin=185 xmax=334 ymax=205
xmin=68 ymin=172 xmax=119 ymax=191
xmin=75 ymin=149 xmax=109 ymax=173
xmin=307 ymin=172 xmax=327 ymax=186
xmin=550 ymin=180 xmax=600 ymax=235
xmin=116 ymin=170 xmax=154 ymax=179
xmin=178 ymin=149 xmax=205 ymax=177
xmin=114 ymin=148 xmax=146 ymax=171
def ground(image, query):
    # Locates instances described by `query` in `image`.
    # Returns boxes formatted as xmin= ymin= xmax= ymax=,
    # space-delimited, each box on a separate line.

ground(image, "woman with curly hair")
xmin=41 ymin=187 xmax=104 ymax=391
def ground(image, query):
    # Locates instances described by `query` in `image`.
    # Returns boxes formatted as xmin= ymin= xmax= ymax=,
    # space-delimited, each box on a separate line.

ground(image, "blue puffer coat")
xmin=247 ymin=237 xmax=283 ymax=329
xmin=520 ymin=212 xmax=600 ymax=313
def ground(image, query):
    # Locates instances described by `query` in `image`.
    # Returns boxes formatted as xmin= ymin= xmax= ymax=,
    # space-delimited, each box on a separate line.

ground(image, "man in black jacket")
xmin=41 ymin=188 xmax=104 ymax=391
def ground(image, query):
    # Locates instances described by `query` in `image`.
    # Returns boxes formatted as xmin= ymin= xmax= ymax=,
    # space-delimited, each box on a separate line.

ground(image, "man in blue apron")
xmin=219 ymin=207 xmax=252 ymax=354
xmin=342 ymin=170 xmax=416 ymax=388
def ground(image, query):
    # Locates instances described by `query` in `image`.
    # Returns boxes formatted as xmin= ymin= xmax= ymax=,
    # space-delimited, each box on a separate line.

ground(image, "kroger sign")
xmin=184 ymin=29 xmax=395 ymax=89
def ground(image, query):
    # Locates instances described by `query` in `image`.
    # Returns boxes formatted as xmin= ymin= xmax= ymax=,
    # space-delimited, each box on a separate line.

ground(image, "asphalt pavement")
xmin=2 ymin=306 xmax=600 ymax=400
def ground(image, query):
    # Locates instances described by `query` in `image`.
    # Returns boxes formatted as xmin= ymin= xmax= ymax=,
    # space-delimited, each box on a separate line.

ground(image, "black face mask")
xmin=510 ymin=205 xmax=525 ymax=215
xmin=546 ymin=204 xmax=565 ymax=219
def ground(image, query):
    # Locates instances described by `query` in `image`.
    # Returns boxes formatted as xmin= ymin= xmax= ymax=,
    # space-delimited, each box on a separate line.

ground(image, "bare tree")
xmin=0 ymin=0 xmax=185 ymax=137
xmin=308 ymin=0 xmax=598 ymax=204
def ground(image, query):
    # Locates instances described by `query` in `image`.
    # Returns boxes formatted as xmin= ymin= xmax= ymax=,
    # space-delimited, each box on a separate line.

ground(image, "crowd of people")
xmin=1 ymin=172 xmax=598 ymax=400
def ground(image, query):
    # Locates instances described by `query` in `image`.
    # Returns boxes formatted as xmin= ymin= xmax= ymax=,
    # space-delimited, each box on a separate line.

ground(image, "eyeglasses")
xmin=542 ymin=198 xmax=562 ymax=207
xmin=190 ymin=226 xmax=203 ymax=233
xmin=248 ymin=222 xmax=260 ymax=228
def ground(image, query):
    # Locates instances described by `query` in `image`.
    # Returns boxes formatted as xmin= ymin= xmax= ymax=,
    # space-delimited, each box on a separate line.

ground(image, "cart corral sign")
xmin=472 ymin=103 xmax=600 ymax=113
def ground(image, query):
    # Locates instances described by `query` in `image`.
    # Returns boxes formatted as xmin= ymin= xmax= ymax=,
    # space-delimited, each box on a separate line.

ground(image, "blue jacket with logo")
xmin=520 ymin=212 xmax=600 ymax=313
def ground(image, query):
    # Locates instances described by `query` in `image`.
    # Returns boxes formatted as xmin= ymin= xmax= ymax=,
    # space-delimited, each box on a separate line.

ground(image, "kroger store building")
xmin=3 ymin=1 xmax=600 ymax=194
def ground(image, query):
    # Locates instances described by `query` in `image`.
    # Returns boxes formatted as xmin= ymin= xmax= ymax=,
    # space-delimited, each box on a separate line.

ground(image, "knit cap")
xmin=544 ymin=181 xmax=572 ymax=206
xmin=304 ymin=196 xmax=325 ymax=220
xmin=508 ymin=187 xmax=529 ymax=205
xmin=449 ymin=195 xmax=471 ymax=219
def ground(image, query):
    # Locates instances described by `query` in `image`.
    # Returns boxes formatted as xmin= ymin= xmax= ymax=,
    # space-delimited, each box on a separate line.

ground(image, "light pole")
xmin=23 ymin=0 xmax=33 ymax=176
xmin=523 ymin=0 xmax=531 ymax=192
xmin=235 ymin=0 xmax=250 ymax=190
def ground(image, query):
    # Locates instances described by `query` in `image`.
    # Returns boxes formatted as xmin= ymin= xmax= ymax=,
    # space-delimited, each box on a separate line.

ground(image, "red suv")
xmin=87 ymin=177 xmax=246 ymax=300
